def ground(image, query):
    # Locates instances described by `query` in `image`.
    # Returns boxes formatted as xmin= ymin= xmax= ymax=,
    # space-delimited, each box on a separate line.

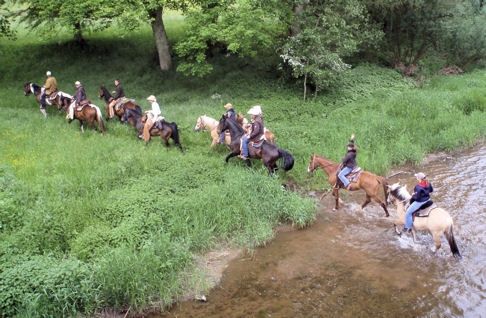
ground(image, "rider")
xmin=142 ymin=95 xmax=163 ymax=141
xmin=108 ymin=79 xmax=125 ymax=118
xmin=240 ymin=105 xmax=264 ymax=160
xmin=219 ymin=103 xmax=236 ymax=144
xmin=68 ymin=81 xmax=87 ymax=120
xmin=40 ymin=71 xmax=58 ymax=117
xmin=403 ymin=172 xmax=434 ymax=233
xmin=337 ymin=134 xmax=357 ymax=190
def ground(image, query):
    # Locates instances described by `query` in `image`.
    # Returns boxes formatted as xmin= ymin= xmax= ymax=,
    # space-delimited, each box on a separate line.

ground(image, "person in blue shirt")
xmin=403 ymin=172 xmax=434 ymax=233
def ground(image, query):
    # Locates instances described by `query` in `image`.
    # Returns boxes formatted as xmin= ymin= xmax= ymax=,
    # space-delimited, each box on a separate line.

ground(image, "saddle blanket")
xmin=114 ymin=97 xmax=135 ymax=110
xmin=346 ymin=167 xmax=362 ymax=183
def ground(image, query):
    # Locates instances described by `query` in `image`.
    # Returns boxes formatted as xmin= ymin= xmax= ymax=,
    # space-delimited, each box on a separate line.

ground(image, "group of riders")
xmin=36 ymin=71 xmax=433 ymax=233
xmin=38 ymin=71 xmax=163 ymax=141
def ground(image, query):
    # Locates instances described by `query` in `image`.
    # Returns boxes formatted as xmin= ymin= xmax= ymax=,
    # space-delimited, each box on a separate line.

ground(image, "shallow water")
xmin=161 ymin=144 xmax=486 ymax=318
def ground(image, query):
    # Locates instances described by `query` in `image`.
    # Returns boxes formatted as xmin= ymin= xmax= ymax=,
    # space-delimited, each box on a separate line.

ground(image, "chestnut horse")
xmin=217 ymin=115 xmax=293 ymax=174
xmin=98 ymin=85 xmax=141 ymax=121
xmin=236 ymin=113 xmax=276 ymax=144
xmin=123 ymin=108 xmax=183 ymax=151
xmin=387 ymin=183 xmax=461 ymax=258
xmin=307 ymin=154 xmax=389 ymax=216
xmin=65 ymin=99 xmax=106 ymax=133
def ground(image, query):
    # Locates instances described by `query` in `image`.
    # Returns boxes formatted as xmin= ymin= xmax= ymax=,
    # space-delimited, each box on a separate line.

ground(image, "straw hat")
xmin=146 ymin=95 xmax=157 ymax=102
xmin=223 ymin=103 xmax=233 ymax=110
xmin=247 ymin=105 xmax=262 ymax=116
xmin=414 ymin=172 xmax=426 ymax=180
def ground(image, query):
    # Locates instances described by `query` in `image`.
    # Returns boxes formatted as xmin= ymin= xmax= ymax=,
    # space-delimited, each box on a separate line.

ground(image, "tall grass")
xmin=0 ymin=18 xmax=485 ymax=316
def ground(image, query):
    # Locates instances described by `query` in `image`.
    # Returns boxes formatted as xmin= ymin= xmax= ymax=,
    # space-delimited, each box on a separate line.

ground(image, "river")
xmin=161 ymin=144 xmax=486 ymax=318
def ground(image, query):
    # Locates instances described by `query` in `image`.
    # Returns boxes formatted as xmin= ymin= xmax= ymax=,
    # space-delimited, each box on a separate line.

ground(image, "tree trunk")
xmin=303 ymin=73 xmax=307 ymax=101
xmin=150 ymin=7 xmax=172 ymax=71
xmin=290 ymin=2 xmax=305 ymax=36
xmin=73 ymin=22 xmax=87 ymax=48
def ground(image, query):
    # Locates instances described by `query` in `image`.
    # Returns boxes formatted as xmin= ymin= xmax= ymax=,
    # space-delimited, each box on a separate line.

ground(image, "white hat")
xmin=46 ymin=71 xmax=52 ymax=76
xmin=414 ymin=172 xmax=426 ymax=180
xmin=146 ymin=95 xmax=157 ymax=102
xmin=74 ymin=81 xmax=81 ymax=86
xmin=247 ymin=105 xmax=262 ymax=116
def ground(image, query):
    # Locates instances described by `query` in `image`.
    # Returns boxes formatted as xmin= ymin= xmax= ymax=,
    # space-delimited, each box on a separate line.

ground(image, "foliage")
xmin=0 ymin=19 xmax=485 ymax=316
xmin=280 ymin=0 xmax=382 ymax=98
xmin=0 ymin=0 xmax=13 ymax=38
xmin=438 ymin=2 xmax=486 ymax=68
xmin=175 ymin=0 xmax=291 ymax=76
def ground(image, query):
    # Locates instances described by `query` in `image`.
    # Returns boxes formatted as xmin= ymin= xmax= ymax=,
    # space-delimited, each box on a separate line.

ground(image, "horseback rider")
xmin=337 ymin=134 xmax=357 ymax=190
xmin=240 ymin=105 xmax=264 ymax=160
xmin=219 ymin=103 xmax=236 ymax=144
xmin=403 ymin=172 xmax=434 ymax=233
xmin=142 ymin=95 xmax=163 ymax=141
xmin=108 ymin=79 xmax=125 ymax=118
xmin=40 ymin=71 xmax=58 ymax=117
xmin=68 ymin=81 xmax=87 ymax=120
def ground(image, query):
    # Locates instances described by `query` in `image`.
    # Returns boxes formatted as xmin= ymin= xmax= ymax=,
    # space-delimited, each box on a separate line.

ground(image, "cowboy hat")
xmin=414 ymin=172 xmax=426 ymax=180
xmin=223 ymin=103 xmax=233 ymax=110
xmin=146 ymin=95 xmax=157 ymax=102
xmin=247 ymin=105 xmax=262 ymax=116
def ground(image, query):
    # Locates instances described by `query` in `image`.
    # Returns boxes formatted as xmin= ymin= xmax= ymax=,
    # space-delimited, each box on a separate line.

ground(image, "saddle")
xmin=153 ymin=118 xmax=167 ymax=130
xmin=335 ymin=167 xmax=362 ymax=188
xmin=412 ymin=201 xmax=436 ymax=218
xmin=76 ymin=100 xmax=91 ymax=111
xmin=248 ymin=140 xmax=264 ymax=157
xmin=114 ymin=97 xmax=133 ymax=110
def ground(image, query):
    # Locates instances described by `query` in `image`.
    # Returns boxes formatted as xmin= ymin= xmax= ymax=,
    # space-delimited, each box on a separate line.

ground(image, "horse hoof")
xmin=332 ymin=208 xmax=337 ymax=211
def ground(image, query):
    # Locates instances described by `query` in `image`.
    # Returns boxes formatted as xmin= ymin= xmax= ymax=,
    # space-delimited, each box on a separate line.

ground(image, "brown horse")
xmin=307 ymin=154 xmax=389 ymax=216
xmin=218 ymin=115 xmax=293 ymax=174
xmin=236 ymin=113 xmax=276 ymax=144
xmin=64 ymin=99 xmax=106 ymax=133
xmin=123 ymin=108 xmax=183 ymax=151
xmin=98 ymin=85 xmax=141 ymax=121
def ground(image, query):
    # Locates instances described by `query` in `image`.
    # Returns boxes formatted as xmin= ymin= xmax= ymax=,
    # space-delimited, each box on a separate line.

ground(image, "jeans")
xmin=241 ymin=135 xmax=249 ymax=157
xmin=338 ymin=166 xmax=353 ymax=187
xmin=404 ymin=200 xmax=429 ymax=229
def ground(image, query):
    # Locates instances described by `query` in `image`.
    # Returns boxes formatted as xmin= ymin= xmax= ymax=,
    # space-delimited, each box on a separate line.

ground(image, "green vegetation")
xmin=1 ymin=11 xmax=485 ymax=318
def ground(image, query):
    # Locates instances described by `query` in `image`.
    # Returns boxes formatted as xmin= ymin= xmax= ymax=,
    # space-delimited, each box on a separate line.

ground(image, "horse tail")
xmin=92 ymin=105 xmax=105 ymax=133
xmin=379 ymin=176 xmax=389 ymax=205
xmin=169 ymin=122 xmax=183 ymax=152
xmin=278 ymin=148 xmax=294 ymax=171
xmin=445 ymin=223 xmax=461 ymax=259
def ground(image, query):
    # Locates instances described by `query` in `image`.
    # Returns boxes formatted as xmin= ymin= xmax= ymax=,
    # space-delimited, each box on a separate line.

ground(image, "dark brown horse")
xmin=307 ymin=154 xmax=389 ymax=216
xmin=98 ymin=85 xmax=141 ymax=121
xmin=64 ymin=99 xmax=106 ymax=133
xmin=236 ymin=112 xmax=276 ymax=144
xmin=217 ymin=115 xmax=293 ymax=174
xmin=123 ymin=108 xmax=183 ymax=151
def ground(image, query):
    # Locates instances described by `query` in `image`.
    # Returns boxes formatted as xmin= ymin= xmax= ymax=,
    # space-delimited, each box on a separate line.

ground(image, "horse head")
xmin=23 ymin=82 xmax=34 ymax=96
xmin=194 ymin=116 xmax=204 ymax=132
xmin=387 ymin=182 xmax=411 ymax=205
xmin=307 ymin=154 xmax=319 ymax=174
xmin=98 ymin=85 xmax=112 ymax=103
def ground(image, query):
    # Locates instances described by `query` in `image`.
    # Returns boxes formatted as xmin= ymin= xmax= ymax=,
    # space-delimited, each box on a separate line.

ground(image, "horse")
xmin=387 ymin=182 xmax=461 ymax=258
xmin=194 ymin=115 xmax=230 ymax=147
xmin=123 ymin=108 xmax=183 ymax=151
xmin=307 ymin=154 xmax=389 ymax=216
xmin=217 ymin=115 xmax=294 ymax=174
xmin=98 ymin=85 xmax=141 ymax=121
xmin=236 ymin=112 xmax=276 ymax=144
xmin=23 ymin=82 xmax=67 ymax=116
xmin=64 ymin=99 xmax=106 ymax=133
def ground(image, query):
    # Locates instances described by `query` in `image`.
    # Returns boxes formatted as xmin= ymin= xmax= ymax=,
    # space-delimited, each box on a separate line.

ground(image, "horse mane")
xmin=223 ymin=116 xmax=244 ymax=134
xmin=389 ymin=183 xmax=411 ymax=202
xmin=99 ymin=85 xmax=112 ymax=100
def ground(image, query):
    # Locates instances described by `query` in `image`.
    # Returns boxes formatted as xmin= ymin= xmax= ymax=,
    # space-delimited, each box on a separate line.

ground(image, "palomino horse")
xmin=194 ymin=115 xmax=230 ymax=147
xmin=123 ymin=108 xmax=183 ymax=151
xmin=98 ymin=85 xmax=141 ymax=121
xmin=387 ymin=183 xmax=461 ymax=258
xmin=307 ymin=154 xmax=389 ymax=216
xmin=236 ymin=113 xmax=276 ymax=144
xmin=217 ymin=115 xmax=293 ymax=174
xmin=65 ymin=99 xmax=106 ymax=133
xmin=23 ymin=82 xmax=67 ymax=116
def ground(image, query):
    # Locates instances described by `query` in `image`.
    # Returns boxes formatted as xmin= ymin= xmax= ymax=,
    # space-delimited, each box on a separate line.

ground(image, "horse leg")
xmin=225 ymin=152 xmax=238 ymax=163
xmin=332 ymin=188 xmax=340 ymax=210
xmin=370 ymin=195 xmax=390 ymax=217
xmin=431 ymin=231 xmax=442 ymax=253
xmin=79 ymin=121 xmax=84 ymax=133
xmin=361 ymin=195 xmax=371 ymax=210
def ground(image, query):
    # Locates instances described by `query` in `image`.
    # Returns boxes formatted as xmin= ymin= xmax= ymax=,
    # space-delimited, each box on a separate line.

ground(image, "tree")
xmin=1 ymin=0 xmax=13 ymax=38
xmin=280 ymin=0 xmax=381 ymax=99
xmin=175 ymin=0 xmax=292 ymax=76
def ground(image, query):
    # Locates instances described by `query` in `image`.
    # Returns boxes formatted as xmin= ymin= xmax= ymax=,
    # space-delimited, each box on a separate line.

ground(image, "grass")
xmin=0 ymin=17 xmax=485 ymax=317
